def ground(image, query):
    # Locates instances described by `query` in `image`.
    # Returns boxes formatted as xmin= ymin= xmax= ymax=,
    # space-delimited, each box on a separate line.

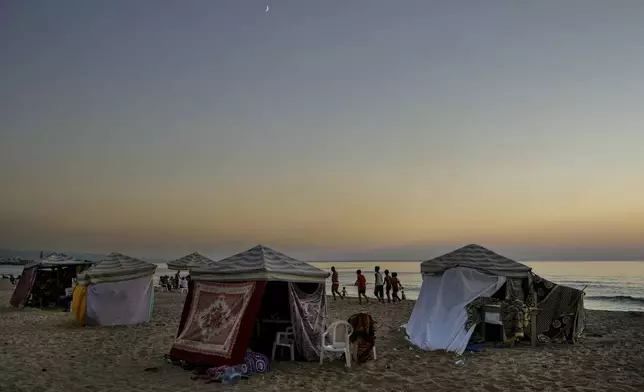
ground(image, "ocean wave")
xmin=585 ymin=295 xmax=644 ymax=304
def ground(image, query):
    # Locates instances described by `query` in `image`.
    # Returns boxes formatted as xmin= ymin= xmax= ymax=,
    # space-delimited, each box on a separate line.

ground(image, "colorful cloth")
xmin=173 ymin=281 xmax=257 ymax=359
xmin=244 ymin=351 xmax=270 ymax=373
xmin=348 ymin=313 xmax=376 ymax=363
xmin=206 ymin=364 xmax=248 ymax=382
xmin=71 ymin=285 xmax=88 ymax=326
xmin=149 ymin=287 xmax=155 ymax=319
xmin=287 ymin=283 xmax=327 ymax=361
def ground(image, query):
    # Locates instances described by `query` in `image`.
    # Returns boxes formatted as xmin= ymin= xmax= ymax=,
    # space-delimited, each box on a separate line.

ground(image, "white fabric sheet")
xmin=405 ymin=267 xmax=505 ymax=355
xmin=484 ymin=312 xmax=502 ymax=325
xmin=85 ymin=275 xmax=153 ymax=326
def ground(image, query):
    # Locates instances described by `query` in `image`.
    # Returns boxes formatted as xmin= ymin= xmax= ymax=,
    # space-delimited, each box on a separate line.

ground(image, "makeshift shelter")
xmin=10 ymin=253 xmax=92 ymax=308
xmin=72 ymin=252 xmax=157 ymax=326
xmin=406 ymin=244 xmax=585 ymax=354
xmin=169 ymin=245 xmax=329 ymax=367
xmin=167 ymin=252 xmax=214 ymax=271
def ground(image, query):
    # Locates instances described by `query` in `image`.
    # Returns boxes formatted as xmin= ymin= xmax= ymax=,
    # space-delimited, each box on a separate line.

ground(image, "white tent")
xmin=406 ymin=244 xmax=531 ymax=354
xmin=73 ymin=252 xmax=157 ymax=326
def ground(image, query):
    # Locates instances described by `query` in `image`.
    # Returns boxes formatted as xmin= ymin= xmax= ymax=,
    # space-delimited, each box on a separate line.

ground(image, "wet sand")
xmin=1 ymin=280 xmax=644 ymax=392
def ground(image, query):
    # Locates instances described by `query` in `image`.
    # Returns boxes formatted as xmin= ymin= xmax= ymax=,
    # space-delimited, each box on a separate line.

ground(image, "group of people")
xmin=329 ymin=266 xmax=405 ymax=304
xmin=159 ymin=272 xmax=189 ymax=292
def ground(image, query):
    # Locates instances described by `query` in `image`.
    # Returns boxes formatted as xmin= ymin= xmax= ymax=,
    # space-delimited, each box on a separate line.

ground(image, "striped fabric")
xmin=167 ymin=252 xmax=214 ymax=271
xmin=78 ymin=252 xmax=157 ymax=284
xmin=421 ymin=244 xmax=531 ymax=277
xmin=191 ymin=245 xmax=328 ymax=283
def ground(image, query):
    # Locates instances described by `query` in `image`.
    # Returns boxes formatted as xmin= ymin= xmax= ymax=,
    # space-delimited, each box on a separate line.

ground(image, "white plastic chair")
xmin=272 ymin=327 xmax=295 ymax=361
xmin=155 ymin=281 xmax=168 ymax=292
xmin=319 ymin=320 xmax=353 ymax=368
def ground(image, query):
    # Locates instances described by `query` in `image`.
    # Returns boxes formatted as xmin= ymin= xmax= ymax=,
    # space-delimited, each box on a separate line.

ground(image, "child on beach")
xmin=341 ymin=286 xmax=348 ymax=298
xmin=355 ymin=270 xmax=369 ymax=304
xmin=391 ymin=272 xmax=403 ymax=303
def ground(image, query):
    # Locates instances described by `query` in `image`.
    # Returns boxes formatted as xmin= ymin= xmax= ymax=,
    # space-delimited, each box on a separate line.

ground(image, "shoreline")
xmin=2 ymin=281 xmax=644 ymax=391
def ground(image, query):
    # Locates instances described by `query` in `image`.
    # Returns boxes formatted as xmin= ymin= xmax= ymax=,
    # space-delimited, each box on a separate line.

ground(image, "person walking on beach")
xmin=391 ymin=272 xmax=403 ymax=303
xmin=374 ymin=266 xmax=384 ymax=303
xmin=330 ymin=266 xmax=343 ymax=300
xmin=384 ymin=269 xmax=392 ymax=303
xmin=355 ymin=270 xmax=369 ymax=304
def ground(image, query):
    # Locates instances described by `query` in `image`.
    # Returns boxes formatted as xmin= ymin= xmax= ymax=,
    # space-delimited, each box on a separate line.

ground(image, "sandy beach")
xmin=1 ymin=280 xmax=643 ymax=392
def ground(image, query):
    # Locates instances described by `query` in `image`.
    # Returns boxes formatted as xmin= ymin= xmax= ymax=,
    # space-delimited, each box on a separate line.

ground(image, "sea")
xmin=2 ymin=261 xmax=644 ymax=312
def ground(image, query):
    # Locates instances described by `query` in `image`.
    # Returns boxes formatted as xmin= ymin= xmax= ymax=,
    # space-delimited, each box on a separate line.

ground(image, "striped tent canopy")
xmin=44 ymin=252 xmax=74 ymax=262
xmin=78 ymin=252 xmax=157 ymax=284
xmin=167 ymin=252 xmax=214 ymax=271
xmin=191 ymin=245 xmax=329 ymax=283
xmin=24 ymin=252 xmax=91 ymax=268
xmin=421 ymin=244 xmax=532 ymax=277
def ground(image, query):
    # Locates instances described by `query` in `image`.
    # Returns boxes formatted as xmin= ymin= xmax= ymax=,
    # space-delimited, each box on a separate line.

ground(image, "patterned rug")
xmin=173 ymin=282 xmax=257 ymax=359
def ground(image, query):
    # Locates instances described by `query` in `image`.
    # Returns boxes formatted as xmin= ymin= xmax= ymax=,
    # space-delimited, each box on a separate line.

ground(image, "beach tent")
xmin=406 ymin=244 xmax=585 ymax=354
xmin=169 ymin=245 xmax=329 ymax=367
xmin=72 ymin=252 xmax=157 ymax=326
xmin=10 ymin=253 xmax=93 ymax=308
xmin=167 ymin=252 xmax=214 ymax=271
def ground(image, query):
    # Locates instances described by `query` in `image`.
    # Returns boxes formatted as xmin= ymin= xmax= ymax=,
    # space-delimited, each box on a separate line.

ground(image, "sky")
xmin=1 ymin=0 xmax=644 ymax=260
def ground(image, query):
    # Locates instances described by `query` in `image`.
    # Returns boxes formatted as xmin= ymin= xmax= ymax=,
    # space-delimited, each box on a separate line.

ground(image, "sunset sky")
xmin=1 ymin=1 xmax=643 ymax=260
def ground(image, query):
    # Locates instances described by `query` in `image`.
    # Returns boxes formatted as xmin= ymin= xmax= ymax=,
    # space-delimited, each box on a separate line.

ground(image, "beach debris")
xmin=454 ymin=359 xmax=465 ymax=366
